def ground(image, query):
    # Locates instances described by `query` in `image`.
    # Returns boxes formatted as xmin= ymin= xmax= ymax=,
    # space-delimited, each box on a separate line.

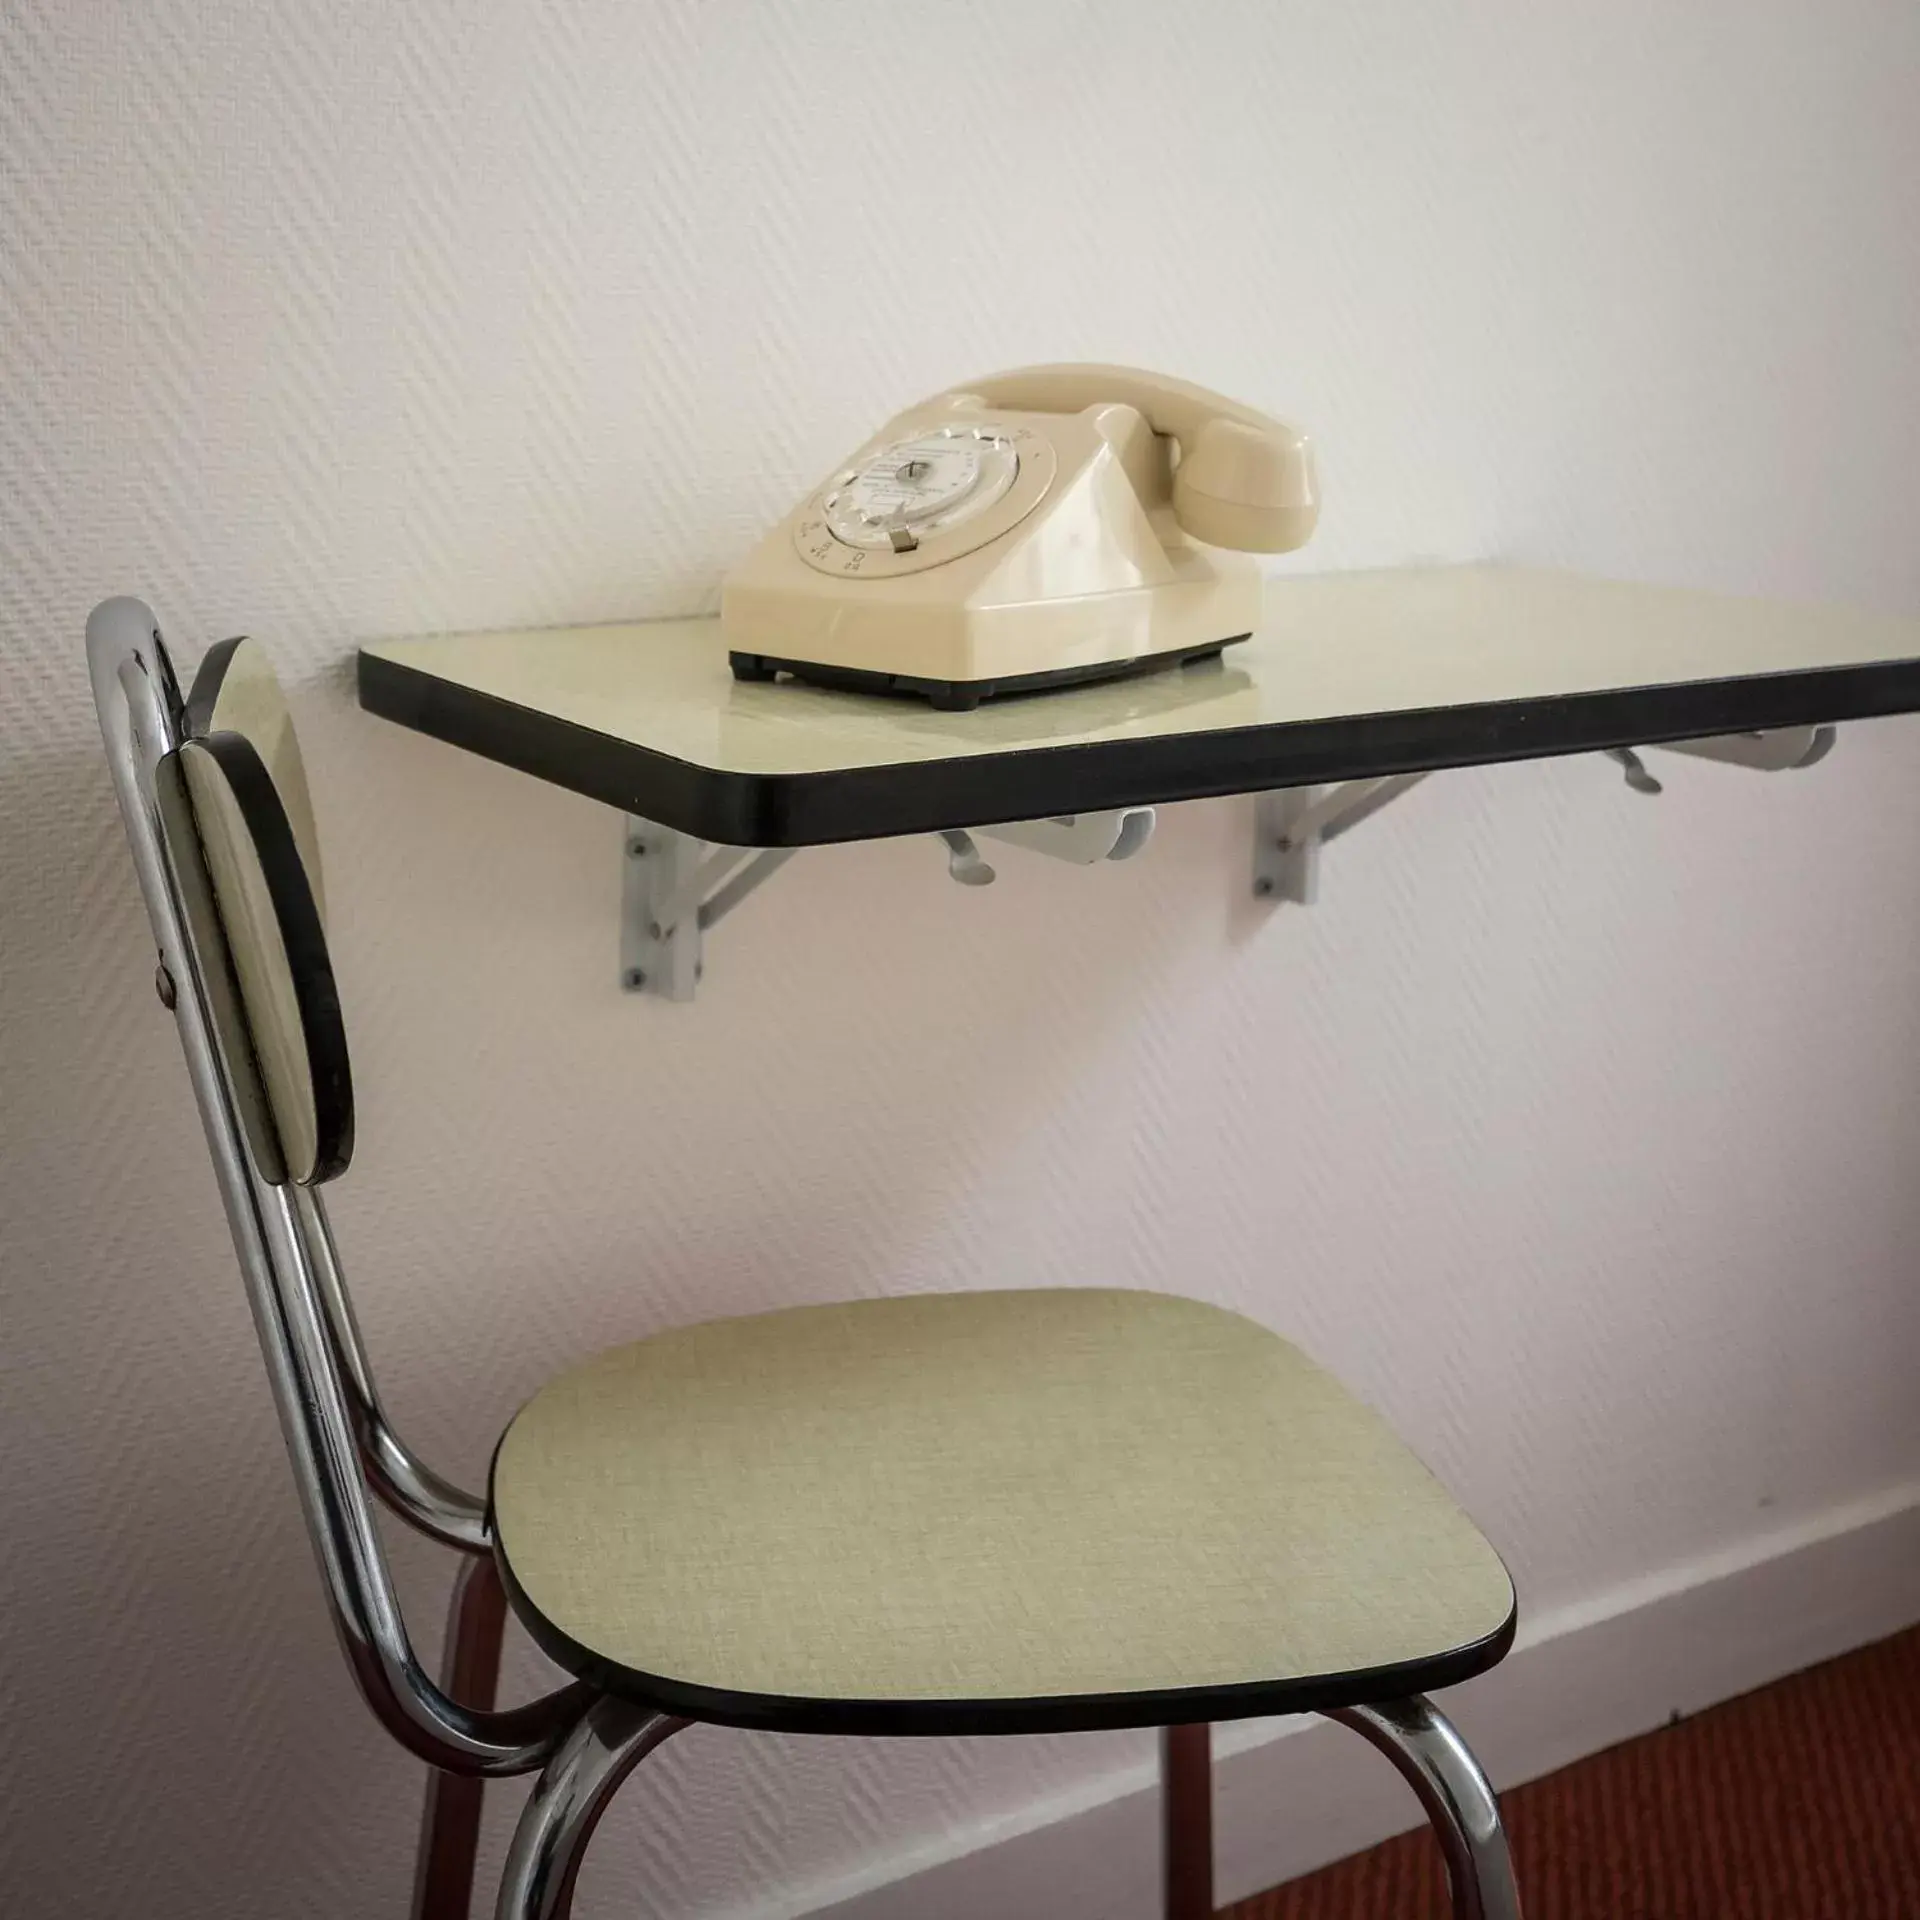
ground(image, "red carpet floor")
xmin=1228 ymin=1625 xmax=1920 ymax=1918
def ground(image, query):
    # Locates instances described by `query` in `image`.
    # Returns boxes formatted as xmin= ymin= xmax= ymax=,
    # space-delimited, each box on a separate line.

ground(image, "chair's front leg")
xmin=1323 ymin=1697 xmax=1521 ymax=1920
xmin=496 ymin=1696 xmax=688 ymax=1920
xmin=411 ymin=1553 xmax=511 ymax=1920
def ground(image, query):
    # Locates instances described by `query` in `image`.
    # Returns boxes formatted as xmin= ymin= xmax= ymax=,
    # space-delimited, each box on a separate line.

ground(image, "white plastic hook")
xmin=939 ymin=829 xmax=996 ymax=886
xmin=1608 ymin=724 xmax=1836 ymax=794
xmin=1605 ymin=747 xmax=1664 ymax=795
xmin=977 ymin=808 xmax=1156 ymax=864
xmin=938 ymin=808 xmax=1156 ymax=884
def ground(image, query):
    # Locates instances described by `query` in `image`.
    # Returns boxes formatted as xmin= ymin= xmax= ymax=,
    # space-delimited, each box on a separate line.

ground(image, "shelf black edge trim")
xmin=357 ymin=650 xmax=790 ymax=844
xmin=357 ymin=647 xmax=1920 ymax=849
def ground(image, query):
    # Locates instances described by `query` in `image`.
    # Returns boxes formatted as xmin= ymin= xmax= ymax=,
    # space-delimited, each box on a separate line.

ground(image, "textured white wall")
xmin=4 ymin=1 xmax=1920 ymax=1915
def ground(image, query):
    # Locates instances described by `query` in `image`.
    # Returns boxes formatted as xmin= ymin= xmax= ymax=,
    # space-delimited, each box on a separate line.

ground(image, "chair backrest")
xmin=87 ymin=597 xmax=576 ymax=1775
xmin=170 ymin=636 xmax=353 ymax=1185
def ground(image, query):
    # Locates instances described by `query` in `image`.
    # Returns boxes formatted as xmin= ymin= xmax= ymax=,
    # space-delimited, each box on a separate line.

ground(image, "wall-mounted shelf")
xmin=357 ymin=565 xmax=1920 ymax=997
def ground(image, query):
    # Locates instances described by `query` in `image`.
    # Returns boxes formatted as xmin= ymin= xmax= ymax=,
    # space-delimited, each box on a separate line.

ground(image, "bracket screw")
xmin=622 ymin=968 xmax=647 ymax=991
xmin=627 ymin=839 xmax=648 ymax=859
xmin=1253 ymin=877 xmax=1274 ymax=898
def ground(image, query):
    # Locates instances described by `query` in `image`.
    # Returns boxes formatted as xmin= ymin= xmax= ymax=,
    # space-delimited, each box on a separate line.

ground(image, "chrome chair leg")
xmin=495 ymin=1697 xmax=688 ymax=1920
xmin=1324 ymin=1697 xmax=1521 ymax=1920
xmin=412 ymin=1555 xmax=511 ymax=1920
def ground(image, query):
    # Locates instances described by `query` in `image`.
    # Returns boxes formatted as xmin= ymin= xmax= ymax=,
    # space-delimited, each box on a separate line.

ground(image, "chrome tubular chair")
xmin=88 ymin=595 xmax=1524 ymax=1920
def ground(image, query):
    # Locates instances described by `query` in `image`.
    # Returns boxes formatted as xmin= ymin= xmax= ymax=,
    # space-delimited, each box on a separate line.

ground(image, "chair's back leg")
xmin=495 ymin=1698 xmax=687 ymax=1920
xmin=1323 ymin=1697 xmax=1522 ymax=1920
xmin=412 ymin=1555 xmax=510 ymax=1920
xmin=1160 ymin=1724 xmax=1215 ymax=1919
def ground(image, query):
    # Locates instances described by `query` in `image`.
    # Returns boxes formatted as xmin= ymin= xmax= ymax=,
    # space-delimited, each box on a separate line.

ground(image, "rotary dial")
xmin=822 ymin=425 xmax=1019 ymax=553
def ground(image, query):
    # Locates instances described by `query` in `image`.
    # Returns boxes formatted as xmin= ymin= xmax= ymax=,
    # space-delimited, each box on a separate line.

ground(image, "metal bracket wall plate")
xmin=621 ymin=818 xmax=796 ymax=1000
xmin=1253 ymin=774 xmax=1429 ymax=906
xmin=1254 ymin=726 xmax=1840 ymax=906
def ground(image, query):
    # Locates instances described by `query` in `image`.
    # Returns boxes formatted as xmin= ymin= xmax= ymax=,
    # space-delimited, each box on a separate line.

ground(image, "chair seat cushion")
xmin=489 ymin=1289 xmax=1515 ymax=1736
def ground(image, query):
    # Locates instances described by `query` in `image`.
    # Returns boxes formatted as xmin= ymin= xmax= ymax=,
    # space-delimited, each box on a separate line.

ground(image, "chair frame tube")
xmin=494 ymin=1701 xmax=688 ymax=1920
xmin=1327 ymin=1697 xmax=1522 ymax=1920
xmin=88 ymin=598 xmax=587 ymax=1778
xmin=294 ymin=1184 xmax=492 ymax=1554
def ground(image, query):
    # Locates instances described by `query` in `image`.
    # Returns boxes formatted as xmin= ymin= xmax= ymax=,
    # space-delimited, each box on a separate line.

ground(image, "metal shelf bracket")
xmin=623 ymin=806 xmax=1157 ymax=999
xmin=1255 ymin=725 xmax=1838 ymax=906
xmin=1253 ymin=774 xmax=1430 ymax=906
xmin=621 ymin=817 xmax=797 ymax=1000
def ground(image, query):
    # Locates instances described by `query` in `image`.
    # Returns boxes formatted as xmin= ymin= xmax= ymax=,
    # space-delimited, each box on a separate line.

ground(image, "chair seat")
xmin=489 ymin=1288 xmax=1515 ymax=1736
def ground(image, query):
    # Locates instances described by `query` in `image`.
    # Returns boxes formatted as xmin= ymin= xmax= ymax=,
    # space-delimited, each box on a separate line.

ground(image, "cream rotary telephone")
xmin=722 ymin=365 xmax=1318 ymax=710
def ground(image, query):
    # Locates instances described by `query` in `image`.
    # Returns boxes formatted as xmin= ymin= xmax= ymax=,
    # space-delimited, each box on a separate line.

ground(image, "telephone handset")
xmin=956 ymin=366 xmax=1316 ymax=553
xmin=722 ymin=364 xmax=1317 ymax=710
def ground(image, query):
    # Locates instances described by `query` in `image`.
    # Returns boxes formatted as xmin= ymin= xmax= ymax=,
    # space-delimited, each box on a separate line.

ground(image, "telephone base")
xmin=728 ymin=636 xmax=1247 ymax=712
